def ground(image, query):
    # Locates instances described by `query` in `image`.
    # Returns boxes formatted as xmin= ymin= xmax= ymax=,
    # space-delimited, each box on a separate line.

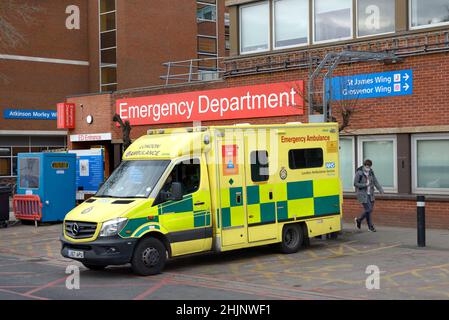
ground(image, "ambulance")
xmin=61 ymin=123 xmax=342 ymax=275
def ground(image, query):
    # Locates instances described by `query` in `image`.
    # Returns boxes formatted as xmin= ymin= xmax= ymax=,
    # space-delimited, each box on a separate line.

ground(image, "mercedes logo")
xmin=72 ymin=223 xmax=80 ymax=236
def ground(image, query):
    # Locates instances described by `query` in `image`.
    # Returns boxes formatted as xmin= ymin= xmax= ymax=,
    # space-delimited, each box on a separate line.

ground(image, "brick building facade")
xmin=1 ymin=0 xmax=227 ymax=185
xmin=65 ymin=0 xmax=449 ymax=229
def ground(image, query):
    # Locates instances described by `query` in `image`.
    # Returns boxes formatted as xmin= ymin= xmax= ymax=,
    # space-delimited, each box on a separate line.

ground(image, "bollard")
xmin=417 ymin=195 xmax=426 ymax=247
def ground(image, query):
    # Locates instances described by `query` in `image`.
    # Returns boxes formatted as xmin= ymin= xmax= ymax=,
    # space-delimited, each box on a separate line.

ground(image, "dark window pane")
xmin=289 ymin=148 xmax=324 ymax=169
xmin=101 ymin=66 xmax=117 ymax=84
xmin=12 ymin=157 xmax=17 ymax=176
xmin=100 ymin=0 xmax=116 ymax=13
xmin=31 ymin=147 xmax=48 ymax=152
xmin=0 ymin=158 xmax=11 ymax=176
xmin=101 ymin=30 xmax=116 ymax=49
xmin=100 ymin=12 xmax=116 ymax=32
xmin=0 ymin=147 xmax=11 ymax=157
xmin=12 ymin=147 xmax=30 ymax=156
xmin=101 ymin=48 xmax=117 ymax=65
xmin=101 ymin=84 xmax=117 ymax=92
xmin=251 ymin=151 xmax=269 ymax=182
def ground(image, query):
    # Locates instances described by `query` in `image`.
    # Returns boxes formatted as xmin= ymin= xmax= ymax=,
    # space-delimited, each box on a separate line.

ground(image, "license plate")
xmin=68 ymin=250 xmax=84 ymax=259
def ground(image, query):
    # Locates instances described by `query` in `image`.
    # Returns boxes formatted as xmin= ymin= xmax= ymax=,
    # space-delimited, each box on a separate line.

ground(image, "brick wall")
xmin=343 ymin=198 xmax=449 ymax=230
xmin=66 ymin=93 xmax=121 ymax=147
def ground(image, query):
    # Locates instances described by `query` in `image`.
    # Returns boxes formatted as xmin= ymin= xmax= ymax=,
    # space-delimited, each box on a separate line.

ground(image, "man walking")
xmin=354 ymin=159 xmax=384 ymax=232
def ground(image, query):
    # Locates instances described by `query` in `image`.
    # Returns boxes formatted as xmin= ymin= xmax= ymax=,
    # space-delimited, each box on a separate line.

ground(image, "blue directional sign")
xmin=3 ymin=109 xmax=57 ymax=120
xmin=327 ymin=69 xmax=413 ymax=101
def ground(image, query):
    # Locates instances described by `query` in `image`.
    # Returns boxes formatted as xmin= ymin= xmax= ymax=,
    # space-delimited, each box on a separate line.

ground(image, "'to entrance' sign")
xmin=116 ymin=81 xmax=304 ymax=126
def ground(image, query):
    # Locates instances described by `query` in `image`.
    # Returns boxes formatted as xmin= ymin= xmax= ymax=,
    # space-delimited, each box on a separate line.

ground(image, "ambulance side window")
xmin=289 ymin=148 xmax=323 ymax=169
xmin=155 ymin=158 xmax=201 ymax=205
xmin=250 ymin=150 xmax=269 ymax=182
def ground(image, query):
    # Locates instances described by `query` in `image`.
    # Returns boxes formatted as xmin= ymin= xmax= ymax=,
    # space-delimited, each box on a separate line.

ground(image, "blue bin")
xmin=16 ymin=153 xmax=76 ymax=222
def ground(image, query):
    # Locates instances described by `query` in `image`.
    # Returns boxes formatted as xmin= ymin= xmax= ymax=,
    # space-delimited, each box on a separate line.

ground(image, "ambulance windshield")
xmin=96 ymin=160 xmax=170 ymax=198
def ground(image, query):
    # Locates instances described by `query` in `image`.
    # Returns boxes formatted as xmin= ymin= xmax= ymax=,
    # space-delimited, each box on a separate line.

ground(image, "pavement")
xmin=0 ymin=218 xmax=448 ymax=300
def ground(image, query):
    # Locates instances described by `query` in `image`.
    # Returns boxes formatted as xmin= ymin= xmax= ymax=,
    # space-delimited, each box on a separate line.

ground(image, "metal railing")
xmin=161 ymin=57 xmax=225 ymax=86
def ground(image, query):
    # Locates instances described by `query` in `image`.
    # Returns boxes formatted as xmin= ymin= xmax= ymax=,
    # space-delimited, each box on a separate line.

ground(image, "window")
xmin=100 ymin=0 xmax=115 ymax=13
xmin=156 ymin=159 xmax=201 ymax=204
xmin=314 ymin=0 xmax=352 ymax=43
xmin=240 ymin=1 xmax=270 ymax=54
xmin=251 ymin=151 xmax=269 ymax=182
xmin=198 ymin=36 xmax=217 ymax=54
xmin=358 ymin=136 xmax=397 ymax=192
xmin=19 ymin=158 xmax=40 ymax=189
xmin=273 ymin=0 xmax=309 ymax=49
xmin=0 ymin=135 xmax=66 ymax=178
xmin=412 ymin=134 xmax=449 ymax=194
xmin=96 ymin=160 xmax=170 ymax=198
xmin=289 ymin=148 xmax=324 ymax=169
xmin=357 ymin=0 xmax=395 ymax=37
xmin=0 ymin=151 xmax=11 ymax=176
xmin=410 ymin=0 xmax=449 ymax=29
xmin=99 ymin=0 xmax=117 ymax=92
xmin=340 ymin=137 xmax=355 ymax=191
xmin=197 ymin=2 xmax=217 ymax=21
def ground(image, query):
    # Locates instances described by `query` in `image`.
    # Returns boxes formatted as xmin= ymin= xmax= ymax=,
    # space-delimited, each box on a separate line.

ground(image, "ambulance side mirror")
xmin=169 ymin=182 xmax=183 ymax=201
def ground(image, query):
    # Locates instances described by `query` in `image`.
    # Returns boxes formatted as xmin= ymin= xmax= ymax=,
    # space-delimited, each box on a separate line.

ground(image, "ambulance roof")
xmin=122 ymin=122 xmax=338 ymax=161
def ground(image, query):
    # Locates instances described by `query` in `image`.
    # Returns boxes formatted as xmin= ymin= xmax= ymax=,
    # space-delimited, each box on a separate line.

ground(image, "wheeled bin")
xmin=13 ymin=153 xmax=76 ymax=223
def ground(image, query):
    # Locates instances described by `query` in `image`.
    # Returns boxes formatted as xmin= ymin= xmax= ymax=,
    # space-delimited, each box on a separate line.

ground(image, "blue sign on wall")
xmin=327 ymin=69 xmax=413 ymax=101
xmin=3 ymin=109 xmax=57 ymax=120
xmin=69 ymin=149 xmax=104 ymax=193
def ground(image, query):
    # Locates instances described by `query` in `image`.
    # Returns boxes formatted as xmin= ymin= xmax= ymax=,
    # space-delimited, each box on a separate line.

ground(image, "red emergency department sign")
xmin=116 ymin=81 xmax=304 ymax=126
xmin=57 ymin=103 xmax=76 ymax=129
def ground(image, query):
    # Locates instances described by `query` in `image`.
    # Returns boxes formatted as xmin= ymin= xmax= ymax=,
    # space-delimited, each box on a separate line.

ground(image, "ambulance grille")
xmin=65 ymin=221 xmax=98 ymax=239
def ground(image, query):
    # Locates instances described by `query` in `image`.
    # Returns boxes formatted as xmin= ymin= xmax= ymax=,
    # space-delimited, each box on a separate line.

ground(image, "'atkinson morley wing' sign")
xmin=116 ymin=81 xmax=304 ymax=126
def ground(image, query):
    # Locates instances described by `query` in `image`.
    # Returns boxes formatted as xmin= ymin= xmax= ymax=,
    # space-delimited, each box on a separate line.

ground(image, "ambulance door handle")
xmin=194 ymin=201 xmax=205 ymax=206
xmin=269 ymin=192 xmax=273 ymax=200
xmin=236 ymin=193 xmax=242 ymax=204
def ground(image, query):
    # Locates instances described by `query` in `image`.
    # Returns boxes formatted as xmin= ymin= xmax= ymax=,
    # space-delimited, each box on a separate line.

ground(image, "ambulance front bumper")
xmin=60 ymin=235 xmax=137 ymax=265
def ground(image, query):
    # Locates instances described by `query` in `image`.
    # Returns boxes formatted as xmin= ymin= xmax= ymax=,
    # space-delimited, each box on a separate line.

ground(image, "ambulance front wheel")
xmin=131 ymin=237 xmax=167 ymax=276
xmin=280 ymin=224 xmax=304 ymax=254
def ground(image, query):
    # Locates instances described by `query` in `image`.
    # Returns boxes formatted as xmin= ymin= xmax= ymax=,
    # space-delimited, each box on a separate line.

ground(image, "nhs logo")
xmin=326 ymin=162 xmax=336 ymax=169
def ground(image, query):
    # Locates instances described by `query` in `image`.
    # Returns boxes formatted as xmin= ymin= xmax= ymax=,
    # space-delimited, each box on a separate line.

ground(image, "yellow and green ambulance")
xmin=61 ymin=123 xmax=342 ymax=275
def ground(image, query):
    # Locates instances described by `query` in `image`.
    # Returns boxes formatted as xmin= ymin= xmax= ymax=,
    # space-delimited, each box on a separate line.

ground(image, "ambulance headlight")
xmin=99 ymin=218 xmax=128 ymax=237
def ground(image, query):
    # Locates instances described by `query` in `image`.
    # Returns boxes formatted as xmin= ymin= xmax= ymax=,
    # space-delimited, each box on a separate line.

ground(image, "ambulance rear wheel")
xmin=280 ymin=224 xmax=303 ymax=254
xmin=131 ymin=237 xmax=166 ymax=276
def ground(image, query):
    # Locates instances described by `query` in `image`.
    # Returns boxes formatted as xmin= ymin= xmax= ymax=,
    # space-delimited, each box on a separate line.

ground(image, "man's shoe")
xmin=369 ymin=226 xmax=377 ymax=232
xmin=355 ymin=218 xmax=361 ymax=230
